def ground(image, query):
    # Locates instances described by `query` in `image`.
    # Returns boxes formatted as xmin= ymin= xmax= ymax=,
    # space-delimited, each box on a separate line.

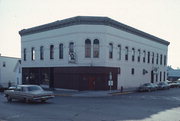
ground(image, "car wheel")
xmin=7 ymin=95 xmax=12 ymax=102
xmin=24 ymin=98 xmax=30 ymax=103
xmin=41 ymin=100 xmax=46 ymax=103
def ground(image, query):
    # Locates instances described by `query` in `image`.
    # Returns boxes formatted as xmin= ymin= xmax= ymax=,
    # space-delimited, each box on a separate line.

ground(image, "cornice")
xmin=19 ymin=16 xmax=170 ymax=46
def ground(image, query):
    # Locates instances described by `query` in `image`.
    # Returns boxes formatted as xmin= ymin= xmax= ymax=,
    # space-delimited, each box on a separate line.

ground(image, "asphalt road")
xmin=0 ymin=88 xmax=180 ymax=121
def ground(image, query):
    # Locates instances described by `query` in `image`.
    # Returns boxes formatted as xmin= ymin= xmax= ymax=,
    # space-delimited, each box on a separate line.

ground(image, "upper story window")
xmin=85 ymin=39 xmax=91 ymax=58
xmin=132 ymin=48 xmax=135 ymax=62
xmin=152 ymin=52 xmax=154 ymax=64
xmin=69 ymin=42 xmax=74 ymax=53
xmin=69 ymin=42 xmax=75 ymax=61
xmin=160 ymin=54 xmax=163 ymax=65
xmin=118 ymin=45 xmax=121 ymax=60
xmin=93 ymin=39 xmax=99 ymax=58
xmin=40 ymin=46 xmax=44 ymax=60
xmin=50 ymin=45 xmax=54 ymax=59
xmin=23 ymin=48 xmax=26 ymax=61
xmin=156 ymin=53 xmax=159 ymax=65
xmin=131 ymin=68 xmax=135 ymax=75
xmin=59 ymin=43 xmax=63 ymax=59
xmin=31 ymin=47 xmax=35 ymax=61
xmin=3 ymin=61 xmax=6 ymax=67
xmin=164 ymin=55 xmax=167 ymax=66
xmin=147 ymin=51 xmax=150 ymax=63
xmin=125 ymin=46 xmax=128 ymax=61
xmin=109 ymin=43 xmax=113 ymax=59
xmin=137 ymin=49 xmax=141 ymax=62
xmin=143 ymin=50 xmax=146 ymax=63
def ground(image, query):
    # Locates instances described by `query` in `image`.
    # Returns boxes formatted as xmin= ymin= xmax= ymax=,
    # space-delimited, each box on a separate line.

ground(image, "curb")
xmin=110 ymin=91 xmax=134 ymax=96
xmin=54 ymin=91 xmax=135 ymax=97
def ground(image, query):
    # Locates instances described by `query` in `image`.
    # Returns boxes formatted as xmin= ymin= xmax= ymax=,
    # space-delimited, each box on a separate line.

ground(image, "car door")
xmin=13 ymin=86 xmax=25 ymax=100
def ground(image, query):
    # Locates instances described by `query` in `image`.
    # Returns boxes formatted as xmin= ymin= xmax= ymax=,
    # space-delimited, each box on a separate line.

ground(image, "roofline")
xmin=0 ymin=55 xmax=20 ymax=59
xmin=19 ymin=16 xmax=170 ymax=46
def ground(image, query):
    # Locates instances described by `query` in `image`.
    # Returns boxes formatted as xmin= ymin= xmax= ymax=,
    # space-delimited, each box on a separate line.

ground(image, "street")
xmin=0 ymin=88 xmax=180 ymax=121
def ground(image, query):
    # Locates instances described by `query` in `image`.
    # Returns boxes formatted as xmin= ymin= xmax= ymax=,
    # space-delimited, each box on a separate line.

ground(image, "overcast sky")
xmin=0 ymin=0 xmax=180 ymax=68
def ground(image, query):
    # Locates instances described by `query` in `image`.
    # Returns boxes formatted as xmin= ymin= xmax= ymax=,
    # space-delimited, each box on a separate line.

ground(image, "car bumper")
xmin=32 ymin=95 xmax=55 ymax=101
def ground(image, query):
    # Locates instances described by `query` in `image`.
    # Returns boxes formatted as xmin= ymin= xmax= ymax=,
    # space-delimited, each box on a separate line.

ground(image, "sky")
xmin=0 ymin=0 xmax=180 ymax=68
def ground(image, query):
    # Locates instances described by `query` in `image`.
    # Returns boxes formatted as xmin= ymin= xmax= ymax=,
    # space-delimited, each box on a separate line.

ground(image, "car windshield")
xmin=144 ymin=83 xmax=150 ymax=86
xmin=27 ymin=86 xmax=43 ymax=91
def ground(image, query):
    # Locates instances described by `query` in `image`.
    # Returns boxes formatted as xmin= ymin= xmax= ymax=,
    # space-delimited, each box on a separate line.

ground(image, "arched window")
xmin=132 ymin=48 xmax=135 ymax=61
xmin=137 ymin=49 xmax=141 ymax=62
xmin=23 ymin=48 xmax=26 ymax=61
xmin=50 ymin=45 xmax=54 ymax=59
xmin=69 ymin=42 xmax=75 ymax=61
xmin=109 ymin=43 xmax=113 ymax=59
xmin=69 ymin=42 xmax=74 ymax=53
xmin=59 ymin=43 xmax=63 ymax=59
xmin=31 ymin=47 xmax=35 ymax=61
xmin=143 ymin=50 xmax=146 ymax=63
xmin=118 ymin=45 xmax=121 ymax=60
xmin=85 ymin=39 xmax=91 ymax=58
xmin=164 ymin=55 xmax=167 ymax=66
xmin=93 ymin=39 xmax=99 ymax=58
xmin=152 ymin=52 xmax=154 ymax=64
xmin=156 ymin=53 xmax=159 ymax=64
xmin=40 ymin=46 xmax=44 ymax=60
xmin=147 ymin=51 xmax=150 ymax=63
xmin=125 ymin=46 xmax=128 ymax=61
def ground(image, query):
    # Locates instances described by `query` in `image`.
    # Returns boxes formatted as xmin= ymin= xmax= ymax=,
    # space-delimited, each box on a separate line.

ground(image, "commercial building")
xmin=19 ymin=16 xmax=170 ymax=90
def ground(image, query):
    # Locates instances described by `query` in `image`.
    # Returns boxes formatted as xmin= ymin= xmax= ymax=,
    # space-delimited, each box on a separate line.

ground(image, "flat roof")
xmin=19 ymin=16 xmax=170 ymax=46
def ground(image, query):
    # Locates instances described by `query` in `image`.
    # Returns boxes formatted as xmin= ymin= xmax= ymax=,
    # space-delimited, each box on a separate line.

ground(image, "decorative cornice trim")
xmin=19 ymin=16 xmax=170 ymax=46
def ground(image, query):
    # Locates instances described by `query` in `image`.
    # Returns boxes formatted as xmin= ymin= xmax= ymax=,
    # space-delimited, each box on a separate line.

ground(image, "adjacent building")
xmin=19 ymin=16 xmax=170 ymax=90
xmin=0 ymin=55 xmax=21 ymax=88
xmin=167 ymin=66 xmax=180 ymax=81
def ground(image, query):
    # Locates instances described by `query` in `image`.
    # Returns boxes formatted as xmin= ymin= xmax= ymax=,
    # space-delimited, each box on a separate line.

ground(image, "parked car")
xmin=138 ymin=83 xmax=156 ymax=92
xmin=152 ymin=83 xmax=159 ymax=90
xmin=4 ymin=85 xmax=55 ymax=103
xmin=157 ymin=82 xmax=170 ymax=90
xmin=168 ymin=81 xmax=180 ymax=88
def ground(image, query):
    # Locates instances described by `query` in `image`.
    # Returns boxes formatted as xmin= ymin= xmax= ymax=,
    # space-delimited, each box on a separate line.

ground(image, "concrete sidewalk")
xmin=53 ymin=89 xmax=135 ymax=97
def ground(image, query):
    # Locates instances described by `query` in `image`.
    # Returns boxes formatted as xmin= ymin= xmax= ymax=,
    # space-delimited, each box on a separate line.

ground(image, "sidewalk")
xmin=53 ymin=88 xmax=136 ymax=97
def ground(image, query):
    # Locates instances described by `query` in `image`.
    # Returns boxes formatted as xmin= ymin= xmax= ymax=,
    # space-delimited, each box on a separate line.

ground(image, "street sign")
xmin=108 ymin=80 xmax=113 ymax=86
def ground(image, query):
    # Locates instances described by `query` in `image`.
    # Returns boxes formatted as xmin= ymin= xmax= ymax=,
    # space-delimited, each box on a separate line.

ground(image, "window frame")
xmin=40 ymin=46 xmax=44 ymax=60
xmin=85 ymin=39 xmax=91 ymax=58
xmin=31 ymin=47 xmax=35 ymax=61
xmin=118 ymin=45 xmax=121 ymax=60
xmin=109 ymin=43 xmax=113 ymax=59
xmin=125 ymin=46 xmax=128 ymax=61
xmin=50 ymin=45 xmax=54 ymax=59
xmin=23 ymin=48 xmax=26 ymax=61
xmin=132 ymin=48 xmax=135 ymax=62
xmin=93 ymin=39 xmax=99 ymax=58
xmin=59 ymin=43 xmax=63 ymax=59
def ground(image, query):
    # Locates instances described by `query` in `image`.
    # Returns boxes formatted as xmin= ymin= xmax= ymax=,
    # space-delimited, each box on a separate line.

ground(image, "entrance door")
xmin=88 ymin=77 xmax=95 ymax=90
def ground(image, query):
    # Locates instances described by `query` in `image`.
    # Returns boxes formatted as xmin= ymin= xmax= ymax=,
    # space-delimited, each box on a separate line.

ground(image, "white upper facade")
xmin=20 ymin=16 xmax=169 ymax=69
